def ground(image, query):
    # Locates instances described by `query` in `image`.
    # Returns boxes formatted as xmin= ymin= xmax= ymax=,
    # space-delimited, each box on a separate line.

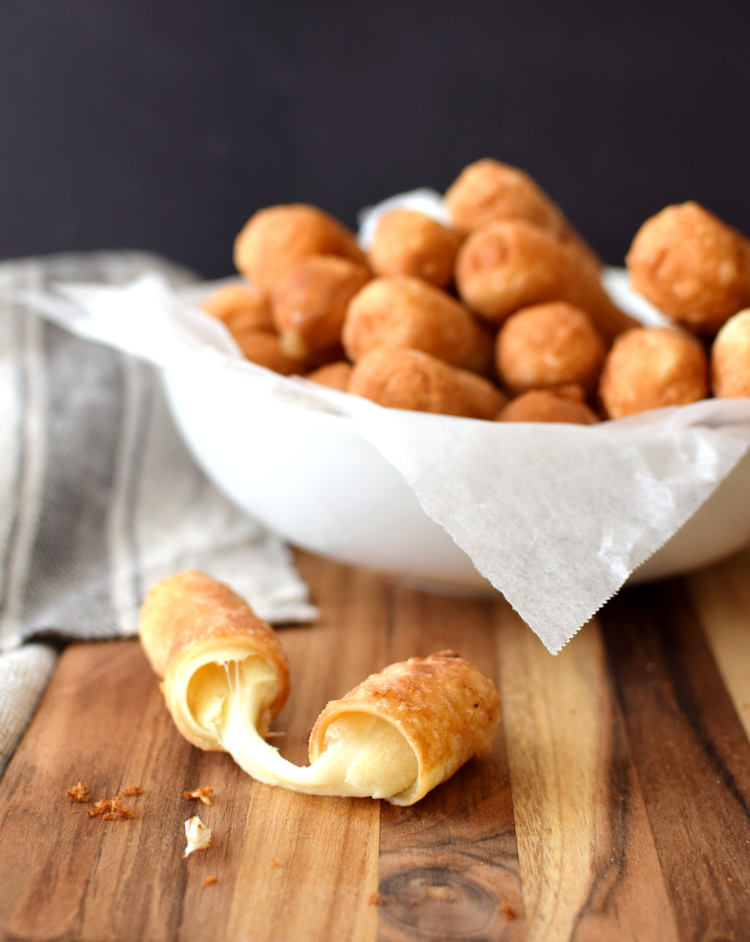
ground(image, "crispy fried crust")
xmin=495 ymin=301 xmax=606 ymax=394
xmin=498 ymin=389 xmax=599 ymax=424
xmin=202 ymin=283 xmax=275 ymax=335
xmin=308 ymin=650 xmax=500 ymax=806
xmin=232 ymin=330 xmax=304 ymax=374
xmin=343 ymin=275 xmax=494 ymax=374
xmin=445 ymin=158 xmax=600 ymax=269
xmin=139 ymin=571 xmax=290 ymax=751
xmin=271 ymin=255 xmax=371 ymax=358
xmin=626 ymin=202 xmax=750 ymax=334
xmin=455 ymin=220 xmax=635 ymax=338
xmin=305 ymin=360 xmax=353 ymax=391
xmin=711 ymin=308 xmax=750 ymax=397
xmin=349 ymin=347 xmax=507 ymax=419
xmin=233 ymin=204 xmax=366 ymax=292
xmin=369 ymin=209 xmax=462 ymax=288
xmin=202 ymin=284 xmax=299 ymax=371
xmin=598 ymin=327 xmax=708 ymax=419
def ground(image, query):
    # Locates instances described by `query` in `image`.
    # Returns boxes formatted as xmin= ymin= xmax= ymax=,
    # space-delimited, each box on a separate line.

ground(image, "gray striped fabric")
xmin=0 ymin=252 xmax=316 ymax=775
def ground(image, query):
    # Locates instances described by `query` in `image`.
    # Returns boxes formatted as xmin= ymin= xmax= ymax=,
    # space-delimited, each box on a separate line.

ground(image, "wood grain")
xmin=688 ymin=545 xmax=750 ymax=739
xmin=377 ymin=587 xmax=523 ymax=941
xmin=0 ymin=640 xmax=256 ymax=942
xmin=226 ymin=557 xmax=383 ymax=942
xmin=601 ymin=578 xmax=750 ymax=941
xmin=497 ymin=607 xmax=678 ymax=942
xmin=0 ymin=548 xmax=749 ymax=941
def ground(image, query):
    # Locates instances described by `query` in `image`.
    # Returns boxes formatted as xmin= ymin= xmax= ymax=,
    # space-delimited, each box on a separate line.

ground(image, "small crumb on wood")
xmin=500 ymin=903 xmax=517 ymax=921
xmin=183 ymin=786 xmax=214 ymax=806
xmin=728 ymin=876 xmax=735 ymax=883
xmin=184 ymin=817 xmax=213 ymax=857
xmin=202 ymin=876 xmax=218 ymax=887
xmin=270 ymin=858 xmax=279 ymax=869
xmin=69 ymin=782 xmax=143 ymax=820
xmin=89 ymin=796 xmax=135 ymax=820
xmin=367 ymin=891 xmax=385 ymax=906
xmin=67 ymin=782 xmax=91 ymax=803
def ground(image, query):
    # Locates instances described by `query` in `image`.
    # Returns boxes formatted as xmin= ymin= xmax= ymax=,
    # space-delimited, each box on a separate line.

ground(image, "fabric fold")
xmin=0 ymin=252 xmax=316 ymax=777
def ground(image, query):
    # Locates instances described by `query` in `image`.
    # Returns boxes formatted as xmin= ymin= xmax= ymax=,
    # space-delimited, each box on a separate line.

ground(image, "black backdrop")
xmin=2 ymin=0 xmax=749 ymax=278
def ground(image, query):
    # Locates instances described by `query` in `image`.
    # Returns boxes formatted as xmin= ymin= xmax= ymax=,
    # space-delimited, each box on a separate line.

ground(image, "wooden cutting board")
xmin=1 ymin=547 xmax=749 ymax=942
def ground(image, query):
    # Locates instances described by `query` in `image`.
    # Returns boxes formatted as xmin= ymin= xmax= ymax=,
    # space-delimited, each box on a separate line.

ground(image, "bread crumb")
xmin=270 ymin=858 xmax=279 ymax=869
xmin=183 ymin=786 xmax=214 ymax=806
xmin=500 ymin=903 xmax=517 ymax=921
xmin=367 ymin=891 xmax=385 ymax=906
xmin=120 ymin=785 xmax=144 ymax=796
xmin=89 ymin=796 xmax=135 ymax=820
xmin=66 ymin=782 xmax=91 ymax=803
xmin=202 ymin=876 xmax=218 ymax=887
xmin=68 ymin=782 xmax=144 ymax=820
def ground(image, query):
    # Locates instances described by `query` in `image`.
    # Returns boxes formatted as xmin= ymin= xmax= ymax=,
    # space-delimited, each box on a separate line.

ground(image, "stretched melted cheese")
xmin=208 ymin=657 xmax=418 ymax=799
xmin=139 ymin=571 xmax=499 ymax=806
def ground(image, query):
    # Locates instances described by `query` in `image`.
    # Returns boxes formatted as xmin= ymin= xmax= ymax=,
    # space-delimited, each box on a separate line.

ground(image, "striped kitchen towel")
xmin=0 ymin=251 xmax=316 ymax=774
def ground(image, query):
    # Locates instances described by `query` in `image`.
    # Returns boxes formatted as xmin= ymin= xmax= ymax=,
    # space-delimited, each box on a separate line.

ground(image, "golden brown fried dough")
xmin=497 ymin=390 xmax=599 ymax=424
xmin=343 ymin=275 xmax=494 ymax=374
xmin=349 ymin=347 xmax=506 ymax=419
xmin=139 ymin=571 xmax=290 ymax=751
xmin=495 ymin=301 xmax=606 ymax=394
xmin=140 ymin=574 xmax=500 ymax=806
xmin=202 ymin=282 xmax=275 ymax=335
xmin=368 ymin=209 xmax=462 ymax=288
xmin=308 ymin=650 xmax=500 ymax=806
xmin=444 ymin=158 xmax=600 ymax=268
xmin=270 ymin=255 xmax=370 ymax=359
xmin=626 ymin=202 xmax=750 ymax=334
xmin=548 ymin=383 xmax=588 ymax=402
xmin=233 ymin=331 xmax=302 ymax=375
xmin=599 ymin=327 xmax=708 ymax=419
xmin=305 ymin=360 xmax=353 ymax=391
xmin=455 ymin=220 xmax=635 ymax=338
xmin=234 ymin=204 xmax=366 ymax=291
xmin=711 ymin=308 xmax=750 ymax=398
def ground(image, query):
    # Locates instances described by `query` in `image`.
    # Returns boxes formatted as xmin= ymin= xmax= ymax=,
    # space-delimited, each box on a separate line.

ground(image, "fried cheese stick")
xmin=139 ymin=571 xmax=500 ymax=806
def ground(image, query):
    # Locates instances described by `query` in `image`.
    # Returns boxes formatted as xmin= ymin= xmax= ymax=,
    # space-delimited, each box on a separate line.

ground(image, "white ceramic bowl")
xmin=163 ymin=375 xmax=750 ymax=589
xmin=162 ymin=272 xmax=750 ymax=593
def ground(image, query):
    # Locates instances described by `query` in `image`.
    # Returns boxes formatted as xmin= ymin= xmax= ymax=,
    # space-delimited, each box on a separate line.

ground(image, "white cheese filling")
xmin=187 ymin=657 xmax=417 ymax=800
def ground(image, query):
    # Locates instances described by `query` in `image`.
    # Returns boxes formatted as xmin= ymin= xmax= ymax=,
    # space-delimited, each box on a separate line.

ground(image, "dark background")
xmin=1 ymin=0 xmax=749 ymax=278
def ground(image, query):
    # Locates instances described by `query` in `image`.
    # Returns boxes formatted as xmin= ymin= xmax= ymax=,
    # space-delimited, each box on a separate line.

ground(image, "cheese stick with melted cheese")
xmin=308 ymin=650 xmax=500 ymax=805
xmin=139 ymin=571 xmax=500 ymax=805
xmin=139 ymin=570 xmax=290 ymax=751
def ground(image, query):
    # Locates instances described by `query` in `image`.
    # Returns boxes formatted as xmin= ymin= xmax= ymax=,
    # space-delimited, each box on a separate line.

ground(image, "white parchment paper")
xmin=20 ymin=270 xmax=750 ymax=654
